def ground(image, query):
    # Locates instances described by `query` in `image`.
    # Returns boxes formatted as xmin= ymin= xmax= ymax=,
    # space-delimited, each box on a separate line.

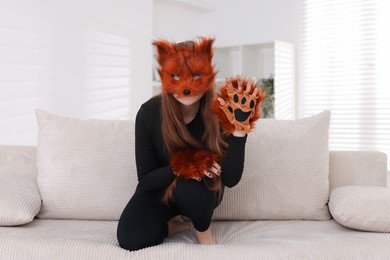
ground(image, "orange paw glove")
xmin=170 ymin=150 xmax=221 ymax=181
xmin=162 ymin=149 xmax=221 ymax=205
xmin=212 ymin=76 xmax=266 ymax=135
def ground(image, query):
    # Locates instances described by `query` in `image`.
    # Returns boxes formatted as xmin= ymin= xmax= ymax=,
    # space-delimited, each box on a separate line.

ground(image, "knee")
xmin=174 ymin=179 xmax=216 ymax=208
xmin=117 ymin=219 xmax=164 ymax=251
xmin=117 ymin=212 xmax=170 ymax=251
xmin=174 ymin=180 xmax=216 ymax=232
xmin=117 ymin=221 xmax=143 ymax=251
xmin=117 ymin=226 xmax=164 ymax=251
xmin=117 ymin=233 xmax=143 ymax=251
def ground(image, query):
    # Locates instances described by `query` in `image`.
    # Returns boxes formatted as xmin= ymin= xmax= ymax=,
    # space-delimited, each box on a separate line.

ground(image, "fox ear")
xmin=153 ymin=39 xmax=173 ymax=65
xmin=196 ymin=37 xmax=215 ymax=60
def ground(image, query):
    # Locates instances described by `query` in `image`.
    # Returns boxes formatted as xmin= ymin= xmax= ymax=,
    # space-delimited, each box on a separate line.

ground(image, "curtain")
xmin=300 ymin=0 xmax=390 ymax=169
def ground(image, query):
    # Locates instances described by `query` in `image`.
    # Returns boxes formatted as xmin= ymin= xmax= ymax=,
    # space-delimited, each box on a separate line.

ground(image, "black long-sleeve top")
xmin=135 ymin=95 xmax=247 ymax=203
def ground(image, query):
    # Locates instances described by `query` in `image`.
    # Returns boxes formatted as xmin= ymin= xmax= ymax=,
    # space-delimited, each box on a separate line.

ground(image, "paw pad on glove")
xmin=228 ymin=89 xmax=258 ymax=123
xmin=223 ymin=79 xmax=259 ymax=127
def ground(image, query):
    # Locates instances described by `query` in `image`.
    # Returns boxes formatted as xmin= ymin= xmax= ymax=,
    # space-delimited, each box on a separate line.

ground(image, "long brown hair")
xmin=161 ymin=89 xmax=227 ymax=203
xmin=162 ymin=90 xmax=226 ymax=155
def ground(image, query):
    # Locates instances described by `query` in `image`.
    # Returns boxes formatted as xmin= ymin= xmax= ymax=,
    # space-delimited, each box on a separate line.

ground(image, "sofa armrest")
xmin=329 ymin=151 xmax=388 ymax=191
xmin=0 ymin=145 xmax=37 ymax=180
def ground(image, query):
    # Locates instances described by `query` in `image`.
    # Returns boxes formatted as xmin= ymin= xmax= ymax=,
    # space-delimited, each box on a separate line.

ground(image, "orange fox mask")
xmin=153 ymin=37 xmax=216 ymax=98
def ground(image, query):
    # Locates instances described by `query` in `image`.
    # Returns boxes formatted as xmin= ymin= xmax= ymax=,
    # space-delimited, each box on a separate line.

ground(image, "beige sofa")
xmin=1 ymin=109 xmax=390 ymax=260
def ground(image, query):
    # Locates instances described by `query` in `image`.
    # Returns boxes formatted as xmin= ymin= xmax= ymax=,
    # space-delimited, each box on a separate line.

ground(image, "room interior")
xmin=1 ymin=1 xmax=390 ymax=258
xmin=1 ymin=0 xmax=388 ymax=177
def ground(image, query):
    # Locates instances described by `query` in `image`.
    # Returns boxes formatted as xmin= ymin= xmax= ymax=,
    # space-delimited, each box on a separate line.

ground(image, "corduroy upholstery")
xmin=1 ymin=219 xmax=390 ymax=260
xmin=0 ymin=112 xmax=389 ymax=259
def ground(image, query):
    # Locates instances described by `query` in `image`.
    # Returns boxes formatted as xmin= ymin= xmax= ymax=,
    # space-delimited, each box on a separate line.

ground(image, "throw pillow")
xmin=213 ymin=111 xmax=331 ymax=220
xmin=35 ymin=109 xmax=137 ymax=220
xmin=0 ymin=178 xmax=41 ymax=226
xmin=329 ymin=186 xmax=390 ymax=232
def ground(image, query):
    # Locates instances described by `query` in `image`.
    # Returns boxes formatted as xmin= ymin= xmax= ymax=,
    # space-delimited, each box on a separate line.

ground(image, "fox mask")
xmin=153 ymin=37 xmax=216 ymax=98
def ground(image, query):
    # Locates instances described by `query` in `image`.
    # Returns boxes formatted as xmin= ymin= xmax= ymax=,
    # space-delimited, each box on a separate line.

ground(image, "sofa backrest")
xmin=1 ymin=146 xmax=387 ymax=199
xmin=329 ymin=150 xmax=387 ymax=190
xmin=0 ymin=146 xmax=37 ymax=180
xmin=1 ymin=146 xmax=387 ymax=189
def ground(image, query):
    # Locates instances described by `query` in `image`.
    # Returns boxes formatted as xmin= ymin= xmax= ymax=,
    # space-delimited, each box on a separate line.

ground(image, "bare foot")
xmin=167 ymin=215 xmax=191 ymax=237
xmin=194 ymin=226 xmax=217 ymax=244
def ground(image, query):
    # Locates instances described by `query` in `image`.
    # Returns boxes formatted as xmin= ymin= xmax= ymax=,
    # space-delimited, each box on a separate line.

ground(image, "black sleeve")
xmin=221 ymin=134 xmax=247 ymax=188
xmin=135 ymin=107 xmax=175 ymax=191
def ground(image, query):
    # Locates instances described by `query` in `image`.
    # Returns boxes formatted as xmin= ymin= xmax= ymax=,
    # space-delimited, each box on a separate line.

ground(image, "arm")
xmin=221 ymin=133 xmax=247 ymax=188
xmin=212 ymin=76 xmax=264 ymax=188
xmin=135 ymin=107 xmax=175 ymax=191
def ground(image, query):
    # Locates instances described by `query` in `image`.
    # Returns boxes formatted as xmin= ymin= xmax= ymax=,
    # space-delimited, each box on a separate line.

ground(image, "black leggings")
xmin=117 ymin=178 xmax=218 ymax=251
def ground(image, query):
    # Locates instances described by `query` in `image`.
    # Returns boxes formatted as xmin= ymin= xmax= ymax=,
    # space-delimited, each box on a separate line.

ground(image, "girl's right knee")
xmin=117 ymin=233 xmax=143 ymax=251
xmin=117 ymin=224 xmax=166 ymax=251
xmin=174 ymin=178 xmax=216 ymax=208
xmin=117 ymin=219 xmax=142 ymax=251
xmin=174 ymin=179 xmax=216 ymax=231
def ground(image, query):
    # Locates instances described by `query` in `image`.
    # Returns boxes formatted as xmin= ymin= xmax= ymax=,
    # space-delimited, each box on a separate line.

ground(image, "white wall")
xmin=153 ymin=0 xmax=300 ymax=81
xmin=0 ymin=0 xmax=153 ymax=145
xmin=153 ymin=0 xmax=210 ymax=41
xmin=153 ymin=0 xmax=300 ymax=47
xmin=202 ymin=0 xmax=300 ymax=47
xmin=0 ymin=0 xmax=300 ymax=146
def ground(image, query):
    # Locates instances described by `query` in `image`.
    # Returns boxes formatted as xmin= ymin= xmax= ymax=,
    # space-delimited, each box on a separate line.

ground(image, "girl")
xmin=117 ymin=37 xmax=264 ymax=251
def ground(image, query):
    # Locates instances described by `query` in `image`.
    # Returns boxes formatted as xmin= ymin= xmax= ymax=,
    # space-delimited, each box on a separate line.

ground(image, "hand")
xmin=192 ymin=161 xmax=221 ymax=181
xmin=164 ymin=150 xmax=221 ymax=205
xmin=213 ymin=76 xmax=266 ymax=135
xmin=170 ymin=150 xmax=221 ymax=181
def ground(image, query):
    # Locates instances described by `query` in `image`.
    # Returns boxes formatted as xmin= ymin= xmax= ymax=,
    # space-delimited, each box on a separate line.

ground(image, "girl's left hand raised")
xmin=213 ymin=75 xmax=266 ymax=135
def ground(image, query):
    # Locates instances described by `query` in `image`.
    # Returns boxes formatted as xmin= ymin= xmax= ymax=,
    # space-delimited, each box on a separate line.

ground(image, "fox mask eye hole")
xmin=192 ymin=73 xmax=201 ymax=79
xmin=171 ymin=74 xmax=180 ymax=80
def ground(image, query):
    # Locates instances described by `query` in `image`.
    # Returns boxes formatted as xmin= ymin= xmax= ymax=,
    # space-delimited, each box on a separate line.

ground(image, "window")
xmin=300 ymin=0 xmax=390 ymax=169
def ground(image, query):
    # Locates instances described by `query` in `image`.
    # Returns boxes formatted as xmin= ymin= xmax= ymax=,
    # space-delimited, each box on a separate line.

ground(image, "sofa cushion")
xmin=35 ymin=109 xmax=137 ymax=220
xmin=0 ymin=146 xmax=38 ymax=180
xmin=1 ymin=219 xmax=390 ymax=259
xmin=329 ymin=186 xmax=390 ymax=232
xmin=0 ymin=178 xmax=41 ymax=226
xmin=214 ymin=111 xmax=331 ymax=220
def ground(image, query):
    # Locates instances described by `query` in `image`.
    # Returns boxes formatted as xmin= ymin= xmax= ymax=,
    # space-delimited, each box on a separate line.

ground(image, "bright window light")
xmin=300 ymin=0 xmax=390 ymax=169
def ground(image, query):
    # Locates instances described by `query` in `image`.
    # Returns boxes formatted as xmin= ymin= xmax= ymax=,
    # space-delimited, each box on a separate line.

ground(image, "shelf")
xmin=213 ymin=41 xmax=295 ymax=119
xmin=213 ymin=46 xmax=241 ymax=79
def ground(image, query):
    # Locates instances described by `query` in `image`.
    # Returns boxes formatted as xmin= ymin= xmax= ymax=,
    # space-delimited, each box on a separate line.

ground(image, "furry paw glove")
xmin=212 ymin=76 xmax=266 ymax=135
xmin=170 ymin=150 xmax=221 ymax=180
xmin=162 ymin=149 xmax=221 ymax=205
